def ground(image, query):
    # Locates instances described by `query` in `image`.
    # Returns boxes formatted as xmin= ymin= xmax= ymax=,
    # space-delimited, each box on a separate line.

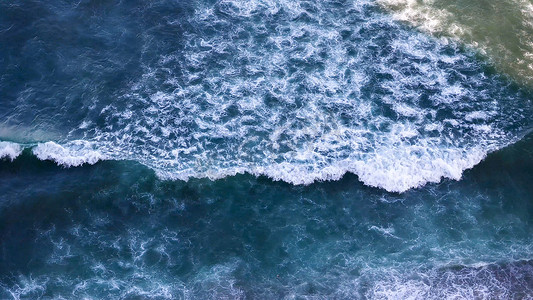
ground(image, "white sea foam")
xmin=0 ymin=141 xmax=22 ymax=161
xmin=377 ymin=0 xmax=533 ymax=85
xmin=376 ymin=0 xmax=455 ymax=34
xmin=54 ymin=0 xmax=527 ymax=193
xmin=364 ymin=262 xmax=532 ymax=300
xmin=2 ymin=0 xmax=528 ymax=193
xmin=153 ymin=142 xmax=491 ymax=193
xmin=32 ymin=141 xmax=105 ymax=167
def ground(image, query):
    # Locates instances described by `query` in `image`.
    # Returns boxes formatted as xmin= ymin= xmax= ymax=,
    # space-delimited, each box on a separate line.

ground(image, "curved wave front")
xmin=0 ymin=135 xmax=523 ymax=193
xmin=1 ymin=0 xmax=533 ymax=192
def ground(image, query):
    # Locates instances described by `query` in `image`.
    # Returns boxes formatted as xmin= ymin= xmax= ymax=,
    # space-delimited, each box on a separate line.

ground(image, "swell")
xmin=1 ymin=142 xmax=532 ymax=299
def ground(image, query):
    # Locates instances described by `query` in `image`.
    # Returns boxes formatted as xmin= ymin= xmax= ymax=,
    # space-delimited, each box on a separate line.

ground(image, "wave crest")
xmin=2 ymin=0 xmax=532 ymax=193
xmin=32 ymin=141 xmax=106 ymax=167
xmin=0 ymin=142 xmax=23 ymax=161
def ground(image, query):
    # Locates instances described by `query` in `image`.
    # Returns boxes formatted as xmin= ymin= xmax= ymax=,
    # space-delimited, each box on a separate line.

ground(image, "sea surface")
xmin=0 ymin=0 xmax=532 ymax=299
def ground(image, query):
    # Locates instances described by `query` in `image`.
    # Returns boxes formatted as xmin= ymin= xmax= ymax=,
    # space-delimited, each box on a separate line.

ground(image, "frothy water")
xmin=366 ymin=261 xmax=533 ymax=299
xmin=0 ymin=142 xmax=22 ymax=161
xmin=1 ymin=0 xmax=532 ymax=192
xmin=1 ymin=140 xmax=533 ymax=298
xmin=32 ymin=141 xmax=105 ymax=168
xmin=378 ymin=0 xmax=533 ymax=87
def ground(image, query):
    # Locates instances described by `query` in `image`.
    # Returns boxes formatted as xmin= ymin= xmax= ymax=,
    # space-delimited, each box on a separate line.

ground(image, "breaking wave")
xmin=1 ymin=0 xmax=533 ymax=192
xmin=32 ymin=141 xmax=106 ymax=168
xmin=0 ymin=142 xmax=22 ymax=161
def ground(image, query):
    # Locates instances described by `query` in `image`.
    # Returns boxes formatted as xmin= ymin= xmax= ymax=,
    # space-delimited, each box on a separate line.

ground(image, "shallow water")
xmin=1 ymin=0 xmax=532 ymax=299
xmin=378 ymin=0 xmax=533 ymax=87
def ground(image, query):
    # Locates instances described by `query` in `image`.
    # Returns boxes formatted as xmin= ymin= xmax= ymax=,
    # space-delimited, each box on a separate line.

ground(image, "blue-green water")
xmin=0 ymin=0 xmax=532 ymax=299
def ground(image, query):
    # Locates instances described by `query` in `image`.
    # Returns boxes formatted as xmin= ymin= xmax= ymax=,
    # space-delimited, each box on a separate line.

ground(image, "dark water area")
xmin=0 ymin=134 xmax=532 ymax=298
xmin=1 ymin=0 xmax=533 ymax=299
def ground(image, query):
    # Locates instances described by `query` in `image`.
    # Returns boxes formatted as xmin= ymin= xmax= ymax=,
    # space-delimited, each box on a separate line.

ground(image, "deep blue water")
xmin=1 ymin=0 xmax=532 ymax=299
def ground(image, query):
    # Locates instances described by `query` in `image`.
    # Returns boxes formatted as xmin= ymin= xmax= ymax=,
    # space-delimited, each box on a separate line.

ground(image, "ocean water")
xmin=378 ymin=0 xmax=533 ymax=86
xmin=0 ymin=0 xmax=532 ymax=299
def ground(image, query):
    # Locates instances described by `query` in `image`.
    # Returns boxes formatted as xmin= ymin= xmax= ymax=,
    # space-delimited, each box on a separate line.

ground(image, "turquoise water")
xmin=1 ymin=0 xmax=532 ymax=299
